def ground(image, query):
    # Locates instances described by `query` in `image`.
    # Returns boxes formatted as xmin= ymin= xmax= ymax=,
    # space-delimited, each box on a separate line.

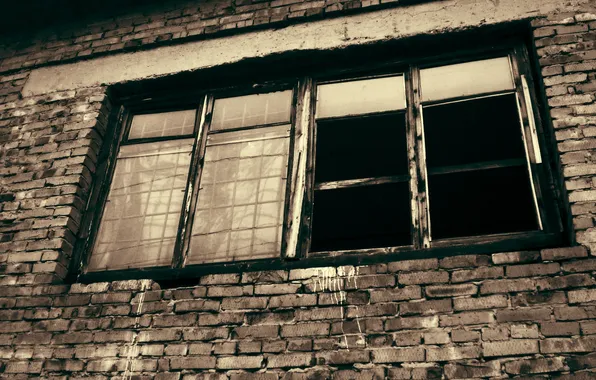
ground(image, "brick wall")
xmin=1 ymin=247 xmax=596 ymax=379
xmin=0 ymin=0 xmax=390 ymax=75
xmin=1 ymin=0 xmax=596 ymax=378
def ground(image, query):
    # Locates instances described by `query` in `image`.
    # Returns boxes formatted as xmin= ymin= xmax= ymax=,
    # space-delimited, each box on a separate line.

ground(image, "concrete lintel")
xmin=22 ymin=0 xmax=585 ymax=96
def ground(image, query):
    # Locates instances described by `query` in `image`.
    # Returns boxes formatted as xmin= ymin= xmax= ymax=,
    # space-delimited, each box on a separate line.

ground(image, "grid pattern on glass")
xmin=316 ymin=76 xmax=406 ymax=119
xmin=187 ymin=125 xmax=290 ymax=264
xmin=128 ymin=110 xmax=196 ymax=140
xmin=88 ymin=139 xmax=193 ymax=271
xmin=420 ymin=57 xmax=515 ymax=103
xmin=211 ymin=90 xmax=292 ymax=131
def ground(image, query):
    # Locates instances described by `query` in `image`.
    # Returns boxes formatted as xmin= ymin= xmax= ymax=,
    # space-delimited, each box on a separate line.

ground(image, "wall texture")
xmin=1 ymin=0 xmax=596 ymax=378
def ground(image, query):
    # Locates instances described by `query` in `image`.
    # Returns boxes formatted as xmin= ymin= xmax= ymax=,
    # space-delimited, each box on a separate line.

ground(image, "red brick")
xmin=281 ymin=323 xmax=329 ymax=337
xmin=484 ymin=339 xmax=539 ymax=357
xmin=427 ymin=346 xmax=481 ymax=361
xmin=216 ymin=355 xmax=263 ymax=369
xmin=370 ymin=347 xmax=425 ymax=363
xmin=267 ymin=353 xmax=313 ymax=368
xmin=398 ymin=270 xmax=449 ymax=285
xmin=170 ymin=356 xmax=217 ymax=369
xmin=496 ymin=308 xmax=552 ymax=322
xmin=541 ymin=246 xmax=588 ymax=261
xmin=541 ymin=321 xmax=580 ymax=336
xmin=439 ymin=312 xmax=494 ymax=327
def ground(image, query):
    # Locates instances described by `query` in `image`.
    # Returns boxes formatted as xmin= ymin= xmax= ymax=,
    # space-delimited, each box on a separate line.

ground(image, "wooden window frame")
xmin=71 ymin=40 xmax=564 ymax=283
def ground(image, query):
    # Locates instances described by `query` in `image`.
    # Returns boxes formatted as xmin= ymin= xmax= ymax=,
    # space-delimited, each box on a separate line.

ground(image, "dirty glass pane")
xmin=128 ymin=110 xmax=196 ymax=139
xmin=420 ymin=57 xmax=514 ymax=102
xmin=187 ymin=124 xmax=290 ymax=264
xmin=316 ymin=76 xmax=406 ymax=118
xmin=211 ymin=90 xmax=292 ymax=131
xmin=88 ymin=139 xmax=193 ymax=271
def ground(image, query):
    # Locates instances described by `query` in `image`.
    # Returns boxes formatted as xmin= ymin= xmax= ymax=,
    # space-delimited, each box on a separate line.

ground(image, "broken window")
xmin=419 ymin=58 xmax=541 ymax=240
xmin=311 ymin=76 xmax=411 ymax=251
xmin=80 ymin=44 xmax=559 ymax=276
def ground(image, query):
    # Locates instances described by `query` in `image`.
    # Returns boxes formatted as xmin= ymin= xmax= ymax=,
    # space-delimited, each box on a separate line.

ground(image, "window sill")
xmin=73 ymin=230 xmax=563 ymax=286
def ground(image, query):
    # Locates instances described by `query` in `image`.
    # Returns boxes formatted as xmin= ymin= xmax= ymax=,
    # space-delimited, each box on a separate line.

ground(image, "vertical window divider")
xmin=510 ymin=48 xmax=545 ymax=232
xmin=405 ymin=69 xmax=421 ymax=249
xmin=173 ymin=95 xmax=214 ymax=268
xmin=408 ymin=66 xmax=431 ymax=248
xmin=283 ymin=78 xmax=314 ymax=259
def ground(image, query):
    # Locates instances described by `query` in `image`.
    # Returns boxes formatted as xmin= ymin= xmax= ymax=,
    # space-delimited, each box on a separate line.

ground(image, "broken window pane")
xmin=428 ymin=166 xmax=539 ymax=239
xmin=316 ymin=76 xmax=406 ymax=118
xmin=420 ymin=57 xmax=514 ymax=102
xmin=187 ymin=124 xmax=290 ymax=264
xmin=310 ymin=183 xmax=411 ymax=252
xmin=211 ymin=90 xmax=292 ymax=131
xmin=88 ymin=139 xmax=193 ymax=271
xmin=315 ymin=113 xmax=408 ymax=183
xmin=423 ymin=94 xmax=526 ymax=170
xmin=422 ymin=94 xmax=539 ymax=239
xmin=128 ymin=110 xmax=196 ymax=139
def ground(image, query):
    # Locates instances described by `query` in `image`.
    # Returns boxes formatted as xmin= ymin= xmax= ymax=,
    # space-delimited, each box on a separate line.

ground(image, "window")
xmin=77 ymin=43 xmax=562 ymax=276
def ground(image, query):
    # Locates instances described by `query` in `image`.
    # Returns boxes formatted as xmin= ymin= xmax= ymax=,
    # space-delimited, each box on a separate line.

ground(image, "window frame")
xmin=71 ymin=40 xmax=565 ymax=283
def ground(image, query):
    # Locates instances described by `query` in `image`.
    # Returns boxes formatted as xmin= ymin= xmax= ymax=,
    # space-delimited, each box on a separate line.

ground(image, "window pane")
xmin=316 ymin=76 xmax=406 ymax=118
xmin=187 ymin=125 xmax=290 ymax=264
xmin=88 ymin=139 xmax=193 ymax=271
xmin=128 ymin=110 xmax=196 ymax=139
xmin=420 ymin=57 xmax=514 ymax=102
xmin=315 ymin=113 xmax=407 ymax=183
xmin=428 ymin=166 xmax=539 ymax=239
xmin=211 ymin=90 xmax=292 ymax=131
xmin=423 ymin=94 xmax=526 ymax=169
xmin=310 ymin=183 xmax=411 ymax=252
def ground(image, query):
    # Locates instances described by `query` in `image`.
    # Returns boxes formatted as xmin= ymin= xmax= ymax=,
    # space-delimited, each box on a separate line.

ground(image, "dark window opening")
xmin=423 ymin=94 xmax=539 ymax=240
xmin=424 ymin=94 xmax=526 ymax=169
xmin=315 ymin=113 xmax=408 ymax=183
xmin=428 ymin=166 xmax=539 ymax=239
xmin=310 ymin=182 xmax=411 ymax=252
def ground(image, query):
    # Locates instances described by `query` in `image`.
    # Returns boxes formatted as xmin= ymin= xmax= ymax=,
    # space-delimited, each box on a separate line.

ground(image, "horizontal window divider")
xmin=198 ymin=176 xmax=286 ymax=188
xmin=191 ymin=224 xmax=283 ymax=237
xmin=430 ymin=229 xmax=548 ymax=248
xmin=314 ymin=174 xmax=409 ymax=191
xmin=195 ymin=199 xmax=286 ymax=211
xmin=117 ymin=151 xmax=193 ymax=160
xmin=315 ymin=109 xmax=406 ymax=123
xmin=316 ymin=72 xmax=405 ymax=85
xmin=206 ymin=134 xmax=290 ymax=147
xmin=102 ymin=211 xmax=182 ymax=222
xmin=421 ymin=90 xmax=516 ymax=108
xmin=427 ymin=158 xmax=526 ymax=176
xmin=309 ymin=244 xmax=415 ymax=257
xmin=208 ymin=121 xmax=291 ymax=135
xmin=124 ymin=134 xmax=197 ymax=146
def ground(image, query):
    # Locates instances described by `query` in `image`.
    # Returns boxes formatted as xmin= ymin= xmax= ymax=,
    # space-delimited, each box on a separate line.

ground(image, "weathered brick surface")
xmin=0 ymin=1 xmax=595 ymax=379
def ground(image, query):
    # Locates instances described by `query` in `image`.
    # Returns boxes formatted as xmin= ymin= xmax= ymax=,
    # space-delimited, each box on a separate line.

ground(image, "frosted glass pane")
xmin=129 ymin=110 xmax=196 ymax=139
xmin=188 ymin=125 xmax=290 ymax=264
xmin=316 ymin=76 xmax=406 ymax=118
xmin=420 ymin=57 xmax=515 ymax=102
xmin=88 ymin=139 xmax=193 ymax=271
xmin=212 ymin=90 xmax=292 ymax=131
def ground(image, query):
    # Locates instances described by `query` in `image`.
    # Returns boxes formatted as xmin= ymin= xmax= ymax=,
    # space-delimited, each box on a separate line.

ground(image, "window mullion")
xmin=172 ymin=95 xmax=214 ymax=268
xmin=407 ymin=66 xmax=431 ymax=248
xmin=283 ymin=77 xmax=314 ymax=259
